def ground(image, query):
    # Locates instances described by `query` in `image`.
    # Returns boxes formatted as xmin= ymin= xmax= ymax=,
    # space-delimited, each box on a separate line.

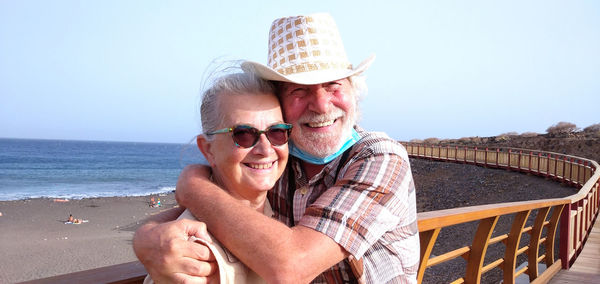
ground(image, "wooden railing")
xmin=26 ymin=145 xmax=600 ymax=283
xmin=20 ymin=261 xmax=146 ymax=284
xmin=405 ymin=144 xmax=600 ymax=284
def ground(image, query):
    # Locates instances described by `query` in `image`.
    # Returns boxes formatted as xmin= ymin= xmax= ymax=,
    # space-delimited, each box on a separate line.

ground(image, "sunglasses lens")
xmin=232 ymin=127 xmax=258 ymax=148
xmin=266 ymin=127 xmax=289 ymax=146
xmin=229 ymin=124 xmax=291 ymax=148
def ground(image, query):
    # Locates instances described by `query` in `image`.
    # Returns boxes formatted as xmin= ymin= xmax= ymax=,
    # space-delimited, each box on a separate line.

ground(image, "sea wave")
xmin=0 ymin=186 xmax=176 ymax=201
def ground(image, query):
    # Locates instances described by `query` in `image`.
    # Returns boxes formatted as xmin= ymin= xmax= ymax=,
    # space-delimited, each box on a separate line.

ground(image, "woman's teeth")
xmin=247 ymin=162 xmax=275 ymax=169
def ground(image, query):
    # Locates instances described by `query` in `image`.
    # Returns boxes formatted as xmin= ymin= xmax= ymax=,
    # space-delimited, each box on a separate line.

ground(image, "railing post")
xmin=484 ymin=147 xmax=488 ymax=167
xmin=560 ymin=202 xmax=572 ymax=269
xmin=474 ymin=147 xmax=478 ymax=165
xmin=528 ymin=207 xmax=550 ymax=281
xmin=518 ymin=150 xmax=522 ymax=171
xmin=576 ymin=160 xmax=581 ymax=186
xmin=455 ymin=146 xmax=458 ymax=162
xmin=503 ymin=210 xmax=531 ymax=284
xmin=508 ymin=149 xmax=512 ymax=171
xmin=546 ymin=204 xmax=565 ymax=267
xmin=465 ymin=216 xmax=499 ymax=284
xmin=538 ymin=153 xmax=542 ymax=176
xmin=547 ymin=154 xmax=551 ymax=178
xmin=563 ymin=156 xmax=567 ymax=182
xmin=569 ymin=158 xmax=575 ymax=184
xmin=528 ymin=151 xmax=533 ymax=173
xmin=418 ymin=228 xmax=441 ymax=283
xmin=496 ymin=149 xmax=500 ymax=167
xmin=554 ymin=155 xmax=558 ymax=179
xmin=445 ymin=145 xmax=450 ymax=160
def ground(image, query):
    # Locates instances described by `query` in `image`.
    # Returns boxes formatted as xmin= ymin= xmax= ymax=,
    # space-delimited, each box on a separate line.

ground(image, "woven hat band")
xmin=278 ymin=61 xmax=352 ymax=76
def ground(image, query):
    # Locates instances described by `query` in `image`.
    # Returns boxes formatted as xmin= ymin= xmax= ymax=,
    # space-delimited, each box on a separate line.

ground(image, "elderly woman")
xmin=144 ymin=71 xmax=290 ymax=284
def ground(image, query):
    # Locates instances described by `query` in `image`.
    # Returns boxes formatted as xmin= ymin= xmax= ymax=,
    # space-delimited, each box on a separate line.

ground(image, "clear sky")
xmin=1 ymin=1 xmax=599 ymax=143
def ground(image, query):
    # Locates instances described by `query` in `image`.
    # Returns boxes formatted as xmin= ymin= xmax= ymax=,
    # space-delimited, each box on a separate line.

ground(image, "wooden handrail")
xmin=27 ymin=143 xmax=599 ymax=283
xmin=20 ymin=261 xmax=146 ymax=284
xmin=406 ymin=143 xmax=600 ymax=283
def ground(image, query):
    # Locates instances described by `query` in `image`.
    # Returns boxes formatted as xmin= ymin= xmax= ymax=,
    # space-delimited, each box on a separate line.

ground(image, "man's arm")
xmin=176 ymin=165 xmax=349 ymax=283
xmin=133 ymin=206 xmax=219 ymax=283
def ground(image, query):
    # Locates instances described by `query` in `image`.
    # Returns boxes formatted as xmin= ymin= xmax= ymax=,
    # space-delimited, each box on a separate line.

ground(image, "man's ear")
xmin=197 ymin=135 xmax=216 ymax=167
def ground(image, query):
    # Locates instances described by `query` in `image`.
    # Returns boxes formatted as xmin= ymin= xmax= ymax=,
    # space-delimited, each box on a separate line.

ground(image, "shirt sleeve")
xmin=297 ymin=141 xmax=418 ymax=258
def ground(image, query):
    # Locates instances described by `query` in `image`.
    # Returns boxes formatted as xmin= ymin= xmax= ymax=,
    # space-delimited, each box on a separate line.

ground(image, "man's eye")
xmin=324 ymin=82 xmax=341 ymax=90
xmin=290 ymin=88 xmax=306 ymax=96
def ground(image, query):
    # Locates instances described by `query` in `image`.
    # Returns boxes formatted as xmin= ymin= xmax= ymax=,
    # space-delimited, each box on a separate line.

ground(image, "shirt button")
xmin=300 ymin=186 xmax=308 ymax=195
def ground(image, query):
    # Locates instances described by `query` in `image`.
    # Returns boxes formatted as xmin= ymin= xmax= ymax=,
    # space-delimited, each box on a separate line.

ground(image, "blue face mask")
xmin=289 ymin=129 xmax=360 ymax=165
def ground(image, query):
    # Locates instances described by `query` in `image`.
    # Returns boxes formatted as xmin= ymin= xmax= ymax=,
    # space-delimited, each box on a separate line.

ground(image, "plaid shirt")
xmin=268 ymin=127 xmax=419 ymax=283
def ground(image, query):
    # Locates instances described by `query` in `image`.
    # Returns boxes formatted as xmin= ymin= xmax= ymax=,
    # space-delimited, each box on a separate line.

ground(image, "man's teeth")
xmin=307 ymin=119 xmax=335 ymax=128
xmin=247 ymin=162 xmax=275 ymax=169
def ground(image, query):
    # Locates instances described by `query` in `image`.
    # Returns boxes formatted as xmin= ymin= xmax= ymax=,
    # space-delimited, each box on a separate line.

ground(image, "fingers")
xmin=146 ymin=251 xmax=218 ymax=282
xmin=179 ymin=219 xmax=212 ymax=244
xmin=134 ymin=218 xmax=219 ymax=282
xmin=184 ymin=237 xmax=216 ymax=261
xmin=170 ymin=272 xmax=220 ymax=284
xmin=180 ymin=256 xmax=219 ymax=277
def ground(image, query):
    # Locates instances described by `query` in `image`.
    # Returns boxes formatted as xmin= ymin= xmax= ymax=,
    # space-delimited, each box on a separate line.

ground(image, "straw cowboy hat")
xmin=242 ymin=13 xmax=375 ymax=85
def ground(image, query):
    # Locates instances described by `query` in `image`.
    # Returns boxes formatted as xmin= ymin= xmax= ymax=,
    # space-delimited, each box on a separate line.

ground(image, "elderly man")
xmin=134 ymin=13 xmax=419 ymax=283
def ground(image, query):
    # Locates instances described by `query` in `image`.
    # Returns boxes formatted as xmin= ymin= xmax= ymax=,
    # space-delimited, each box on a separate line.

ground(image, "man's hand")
xmin=133 ymin=218 xmax=219 ymax=283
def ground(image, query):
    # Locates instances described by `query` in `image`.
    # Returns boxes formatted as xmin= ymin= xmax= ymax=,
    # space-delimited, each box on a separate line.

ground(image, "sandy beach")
xmin=0 ymin=157 xmax=580 ymax=283
xmin=0 ymin=193 xmax=175 ymax=283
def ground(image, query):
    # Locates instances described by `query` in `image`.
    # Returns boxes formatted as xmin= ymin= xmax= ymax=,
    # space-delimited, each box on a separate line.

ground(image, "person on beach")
xmin=134 ymin=13 xmax=419 ymax=283
xmin=65 ymin=213 xmax=87 ymax=224
xmin=144 ymin=71 xmax=290 ymax=283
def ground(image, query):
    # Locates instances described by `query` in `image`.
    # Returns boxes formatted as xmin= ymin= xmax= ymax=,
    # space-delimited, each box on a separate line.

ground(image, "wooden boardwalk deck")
xmin=549 ymin=217 xmax=600 ymax=283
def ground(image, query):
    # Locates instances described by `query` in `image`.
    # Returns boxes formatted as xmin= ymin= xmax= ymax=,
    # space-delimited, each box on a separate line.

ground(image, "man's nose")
xmin=308 ymin=85 xmax=331 ymax=114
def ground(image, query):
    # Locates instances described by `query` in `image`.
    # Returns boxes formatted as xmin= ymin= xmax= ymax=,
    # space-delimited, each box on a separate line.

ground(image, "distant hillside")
xmin=419 ymin=131 xmax=600 ymax=163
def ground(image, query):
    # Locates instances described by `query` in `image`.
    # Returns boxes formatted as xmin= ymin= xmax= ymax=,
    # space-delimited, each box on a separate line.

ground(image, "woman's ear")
xmin=197 ymin=135 xmax=216 ymax=167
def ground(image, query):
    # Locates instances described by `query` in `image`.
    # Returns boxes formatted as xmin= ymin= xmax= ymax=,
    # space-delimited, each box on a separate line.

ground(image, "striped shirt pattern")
xmin=268 ymin=127 xmax=420 ymax=283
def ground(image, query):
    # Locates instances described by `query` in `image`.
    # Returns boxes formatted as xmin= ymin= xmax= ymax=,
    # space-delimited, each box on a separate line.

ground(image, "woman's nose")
xmin=251 ymin=133 xmax=275 ymax=154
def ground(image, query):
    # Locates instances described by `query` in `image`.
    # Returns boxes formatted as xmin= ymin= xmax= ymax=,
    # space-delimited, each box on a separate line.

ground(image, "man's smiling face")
xmin=279 ymin=78 xmax=356 ymax=158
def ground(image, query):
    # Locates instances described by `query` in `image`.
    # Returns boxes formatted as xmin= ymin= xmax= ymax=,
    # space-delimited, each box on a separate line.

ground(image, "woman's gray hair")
xmin=200 ymin=72 xmax=275 ymax=135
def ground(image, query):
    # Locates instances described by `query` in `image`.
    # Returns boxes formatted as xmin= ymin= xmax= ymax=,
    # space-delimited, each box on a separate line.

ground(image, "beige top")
xmin=144 ymin=202 xmax=272 ymax=284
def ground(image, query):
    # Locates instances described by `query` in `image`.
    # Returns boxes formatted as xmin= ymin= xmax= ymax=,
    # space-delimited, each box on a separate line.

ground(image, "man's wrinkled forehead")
xmin=274 ymin=78 xmax=351 ymax=96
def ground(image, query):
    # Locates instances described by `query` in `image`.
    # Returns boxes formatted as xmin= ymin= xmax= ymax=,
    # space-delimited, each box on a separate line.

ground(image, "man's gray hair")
xmin=348 ymin=74 xmax=368 ymax=101
xmin=200 ymin=72 xmax=275 ymax=135
xmin=347 ymin=74 xmax=368 ymax=123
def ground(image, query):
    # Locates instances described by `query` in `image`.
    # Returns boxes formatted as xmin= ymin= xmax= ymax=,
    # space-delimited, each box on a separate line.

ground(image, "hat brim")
xmin=241 ymin=54 xmax=375 ymax=85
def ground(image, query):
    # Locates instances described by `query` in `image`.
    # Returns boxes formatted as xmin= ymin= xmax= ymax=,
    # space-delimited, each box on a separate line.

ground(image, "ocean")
xmin=0 ymin=138 xmax=207 ymax=201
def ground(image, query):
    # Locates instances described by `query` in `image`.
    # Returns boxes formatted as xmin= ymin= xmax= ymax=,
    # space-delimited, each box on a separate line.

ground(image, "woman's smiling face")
xmin=199 ymin=91 xmax=288 ymax=201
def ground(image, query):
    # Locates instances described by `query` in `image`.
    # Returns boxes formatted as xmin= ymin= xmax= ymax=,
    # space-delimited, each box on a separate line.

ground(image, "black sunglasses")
xmin=205 ymin=123 xmax=293 ymax=148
